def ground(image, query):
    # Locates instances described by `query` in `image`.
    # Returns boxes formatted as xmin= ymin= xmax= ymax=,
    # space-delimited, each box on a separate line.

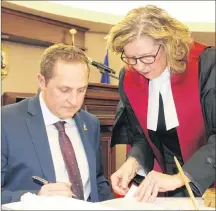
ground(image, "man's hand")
xmin=134 ymin=170 xmax=184 ymax=202
xmin=38 ymin=182 xmax=76 ymax=198
xmin=110 ymin=157 xmax=141 ymax=196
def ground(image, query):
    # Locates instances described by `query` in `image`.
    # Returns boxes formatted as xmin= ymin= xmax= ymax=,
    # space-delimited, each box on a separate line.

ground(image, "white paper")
xmin=100 ymin=197 xmax=215 ymax=210
xmin=2 ymin=193 xmax=214 ymax=210
xmin=2 ymin=192 xmax=118 ymax=210
xmin=124 ymin=184 xmax=138 ymax=199
xmin=101 ymin=198 xmax=164 ymax=210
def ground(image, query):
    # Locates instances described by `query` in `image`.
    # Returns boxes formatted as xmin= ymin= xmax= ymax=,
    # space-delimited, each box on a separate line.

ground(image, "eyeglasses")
xmin=121 ymin=44 xmax=161 ymax=65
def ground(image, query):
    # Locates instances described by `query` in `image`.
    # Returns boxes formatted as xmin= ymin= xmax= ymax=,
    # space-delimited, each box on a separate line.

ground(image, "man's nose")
xmin=67 ymin=93 xmax=77 ymax=106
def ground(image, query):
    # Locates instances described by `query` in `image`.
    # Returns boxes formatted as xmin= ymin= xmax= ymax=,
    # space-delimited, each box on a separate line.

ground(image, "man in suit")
xmin=1 ymin=43 xmax=114 ymax=204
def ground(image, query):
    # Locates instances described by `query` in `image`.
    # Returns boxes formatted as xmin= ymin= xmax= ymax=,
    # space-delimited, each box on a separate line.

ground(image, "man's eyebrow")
xmin=59 ymin=85 xmax=88 ymax=90
xmin=59 ymin=86 xmax=71 ymax=89
xmin=78 ymin=85 xmax=88 ymax=89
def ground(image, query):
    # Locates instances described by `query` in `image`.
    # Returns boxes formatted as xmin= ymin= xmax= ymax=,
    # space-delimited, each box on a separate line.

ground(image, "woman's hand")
xmin=111 ymin=157 xmax=141 ymax=195
xmin=134 ymin=170 xmax=184 ymax=202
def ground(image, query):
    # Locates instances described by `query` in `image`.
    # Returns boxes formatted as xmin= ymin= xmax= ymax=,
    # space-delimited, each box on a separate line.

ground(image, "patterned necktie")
xmin=54 ymin=121 xmax=84 ymax=200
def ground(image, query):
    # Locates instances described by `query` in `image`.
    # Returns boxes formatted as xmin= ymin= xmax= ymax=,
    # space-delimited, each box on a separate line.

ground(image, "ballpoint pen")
xmin=32 ymin=176 xmax=49 ymax=186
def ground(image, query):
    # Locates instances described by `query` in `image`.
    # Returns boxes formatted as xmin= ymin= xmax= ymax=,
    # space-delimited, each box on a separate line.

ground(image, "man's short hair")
xmin=40 ymin=43 xmax=90 ymax=82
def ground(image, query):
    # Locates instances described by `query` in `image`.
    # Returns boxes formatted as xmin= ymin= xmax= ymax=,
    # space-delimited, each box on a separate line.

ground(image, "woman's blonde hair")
xmin=105 ymin=5 xmax=193 ymax=73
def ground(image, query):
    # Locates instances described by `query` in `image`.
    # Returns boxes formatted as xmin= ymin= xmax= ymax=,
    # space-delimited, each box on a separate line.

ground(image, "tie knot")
xmin=54 ymin=121 xmax=66 ymax=132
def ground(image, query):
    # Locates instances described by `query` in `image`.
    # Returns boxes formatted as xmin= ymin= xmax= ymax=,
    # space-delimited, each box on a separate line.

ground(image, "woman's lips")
xmin=140 ymin=71 xmax=151 ymax=76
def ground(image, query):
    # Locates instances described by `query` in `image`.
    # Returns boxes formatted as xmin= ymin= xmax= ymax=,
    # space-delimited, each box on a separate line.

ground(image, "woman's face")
xmin=123 ymin=35 xmax=167 ymax=80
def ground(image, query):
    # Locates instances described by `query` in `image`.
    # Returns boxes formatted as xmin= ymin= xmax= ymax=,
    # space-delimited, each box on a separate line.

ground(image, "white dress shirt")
xmin=39 ymin=93 xmax=90 ymax=200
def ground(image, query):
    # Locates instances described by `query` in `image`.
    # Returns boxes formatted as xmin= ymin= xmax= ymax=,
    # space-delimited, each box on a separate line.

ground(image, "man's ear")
xmin=38 ymin=73 xmax=46 ymax=90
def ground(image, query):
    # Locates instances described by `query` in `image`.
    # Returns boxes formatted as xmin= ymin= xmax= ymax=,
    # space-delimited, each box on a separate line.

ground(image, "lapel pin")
xmin=83 ymin=123 xmax=88 ymax=131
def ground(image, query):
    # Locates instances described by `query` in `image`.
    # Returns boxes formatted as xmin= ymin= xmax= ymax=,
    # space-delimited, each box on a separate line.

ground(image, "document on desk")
xmin=124 ymin=184 xmax=138 ymax=199
xmin=101 ymin=197 xmax=215 ymax=210
xmin=100 ymin=184 xmax=215 ymax=210
xmin=114 ymin=184 xmax=163 ymax=210
xmin=1 ymin=193 xmax=118 ymax=210
xmin=2 ymin=192 xmax=214 ymax=210
xmin=101 ymin=198 xmax=164 ymax=210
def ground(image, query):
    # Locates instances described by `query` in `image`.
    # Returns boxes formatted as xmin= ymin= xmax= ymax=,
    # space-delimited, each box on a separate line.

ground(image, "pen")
xmin=174 ymin=156 xmax=199 ymax=211
xmin=32 ymin=176 xmax=49 ymax=186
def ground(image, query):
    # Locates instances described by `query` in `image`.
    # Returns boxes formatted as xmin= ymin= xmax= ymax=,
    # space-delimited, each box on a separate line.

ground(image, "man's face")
xmin=38 ymin=60 xmax=88 ymax=119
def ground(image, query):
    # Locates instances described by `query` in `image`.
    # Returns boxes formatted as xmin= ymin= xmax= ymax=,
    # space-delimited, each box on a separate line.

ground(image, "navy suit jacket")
xmin=1 ymin=94 xmax=113 ymax=204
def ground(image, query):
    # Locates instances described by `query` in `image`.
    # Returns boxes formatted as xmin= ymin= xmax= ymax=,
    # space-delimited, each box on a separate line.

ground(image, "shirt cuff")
xmin=136 ymin=168 xmax=147 ymax=177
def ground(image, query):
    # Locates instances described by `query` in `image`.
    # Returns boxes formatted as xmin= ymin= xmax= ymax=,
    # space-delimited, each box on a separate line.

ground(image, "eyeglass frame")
xmin=121 ymin=44 xmax=161 ymax=65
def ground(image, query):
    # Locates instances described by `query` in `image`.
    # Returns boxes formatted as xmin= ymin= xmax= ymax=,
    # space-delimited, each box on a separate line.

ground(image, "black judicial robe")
xmin=111 ymin=43 xmax=216 ymax=195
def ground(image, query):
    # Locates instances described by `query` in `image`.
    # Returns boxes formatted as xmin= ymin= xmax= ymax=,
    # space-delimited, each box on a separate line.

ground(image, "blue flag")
xmin=100 ymin=50 xmax=110 ymax=84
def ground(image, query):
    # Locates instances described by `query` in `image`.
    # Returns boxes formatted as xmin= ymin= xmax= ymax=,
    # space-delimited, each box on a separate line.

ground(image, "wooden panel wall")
xmin=192 ymin=31 xmax=216 ymax=46
xmin=1 ymin=7 xmax=89 ymax=50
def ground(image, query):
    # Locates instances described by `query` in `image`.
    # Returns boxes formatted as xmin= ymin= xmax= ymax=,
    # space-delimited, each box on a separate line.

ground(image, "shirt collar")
xmin=150 ymin=67 xmax=170 ymax=90
xmin=39 ymin=92 xmax=71 ymax=126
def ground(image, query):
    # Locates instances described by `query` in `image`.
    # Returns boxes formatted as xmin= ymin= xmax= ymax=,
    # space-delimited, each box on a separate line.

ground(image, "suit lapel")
xmin=25 ymin=94 xmax=56 ymax=183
